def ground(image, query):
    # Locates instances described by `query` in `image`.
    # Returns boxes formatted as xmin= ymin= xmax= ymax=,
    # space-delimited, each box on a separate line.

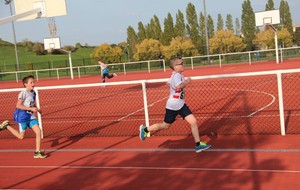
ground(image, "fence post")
xmin=83 ymin=58 xmax=87 ymax=74
xmin=190 ymin=57 xmax=194 ymax=70
xmin=148 ymin=61 xmax=150 ymax=73
xmin=123 ymin=63 xmax=126 ymax=75
xmin=56 ymin=69 xmax=59 ymax=80
xmin=15 ymin=72 xmax=19 ymax=83
xmin=48 ymin=61 xmax=52 ymax=77
xmin=78 ymin=67 xmax=81 ymax=78
xmin=68 ymin=51 xmax=74 ymax=79
xmin=219 ymin=54 xmax=222 ymax=68
xmin=280 ymin=48 xmax=283 ymax=63
xmin=35 ymin=88 xmax=44 ymax=139
xmin=277 ymin=72 xmax=286 ymax=135
xmin=141 ymin=80 xmax=150 ymax=137
xmin=36 ymin=70 xmax=39 ymax=81
xmin=248 ymin=52 xmax=252 ymax=65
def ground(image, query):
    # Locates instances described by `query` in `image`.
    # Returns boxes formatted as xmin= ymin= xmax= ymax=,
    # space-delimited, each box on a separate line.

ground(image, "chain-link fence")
xmin=1 ymin=69 xmax=299 ymax=138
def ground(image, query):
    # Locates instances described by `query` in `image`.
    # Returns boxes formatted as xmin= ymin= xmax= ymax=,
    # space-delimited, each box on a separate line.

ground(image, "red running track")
xmin=0 ymin=135 xmax=300 ymax=189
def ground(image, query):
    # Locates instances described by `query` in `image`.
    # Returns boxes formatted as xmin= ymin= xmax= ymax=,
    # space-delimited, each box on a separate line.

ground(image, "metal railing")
xmin=1 ymin=46 xmax=299 ymax=82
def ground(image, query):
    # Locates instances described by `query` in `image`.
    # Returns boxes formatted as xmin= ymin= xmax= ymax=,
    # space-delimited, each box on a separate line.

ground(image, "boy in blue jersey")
xmin=139 ymin=57 xmax=211 ymax=153
xmin=0 ymin=75 xmax=47 ymax=158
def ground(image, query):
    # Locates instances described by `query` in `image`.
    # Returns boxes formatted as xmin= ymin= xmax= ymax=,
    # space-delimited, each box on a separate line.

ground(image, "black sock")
xmin=144 ymin=127 xmax=149 ymax=133
xmin=195 ymin=142 xmax=200 ymax=146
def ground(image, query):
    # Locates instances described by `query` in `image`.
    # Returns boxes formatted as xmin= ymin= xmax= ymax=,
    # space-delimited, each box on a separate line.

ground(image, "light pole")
xmin=203 ymin=0 xmax=210 ymax=64
xmin=5 ymin=0 xmax=20 ymax=74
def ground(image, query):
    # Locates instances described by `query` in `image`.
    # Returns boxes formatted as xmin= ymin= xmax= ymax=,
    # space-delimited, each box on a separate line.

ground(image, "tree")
xmin=253 ymin=29 xmax=274 ymax=49
xmin=21 ymin=39 xmax=34 ymax=52
xmin=75 ymin=43 xmax=82 ymax=49
xmin=133 ymin=39 xmax=162 ymax=61
xmin=241 ymin=0 xmax=256 ymax=50
xmin=118 ymin=42 xmax=130 ymax=62
xmin=209 ymin=30 xmax=246 ymax=54
xmin=277 ymin=27 xmax=293 ymax=47
xmin=235 ymin=18 xmax=241 ymax=36
xmin=127 ymin=26 xmax=139 ymax=61
xmin=162 ymin=36 xmax=198 ymax=59
xmin=217 ymin=14 xmax=224 ymax=31
xmin=186 ymin=2 xmax=200 ymax=50
xmin=144 ymin=15 xmax=162 ymax=41
xmin=279 ymin=0 xmax=293 ymax=35
xmin=162 ymin=13 xmax=175 ymax=45
xmin=264 ymin=0 xmax=276 ymax=31
xmin=137 ymin=22 xmax=146 ymax=42
xmin=294 ymin=27 xmax=300 ymax=46
xmin=207 ymin=15 xmax=214 ymax=38
xmin=175 ymin=10 xmax=185 ymax=37
xmin=33 ymin=43 xmax=46 ymax=55
xmin=199 ymin=12 xmax=206 ymax=54
xmin=226 ymin=14 xmax=234 ymax=31
xmin=265 ymin=0 xmax=275 ymax=11
xmin=253 ymin=27 xmax=293 ymax=49
xmin=153 ymin=15 xmax=163 ymax=41
xmin=92 ymin=43 xmax=122 ymax=63
xmin=145 ymin=19 xmax=155 ymax=39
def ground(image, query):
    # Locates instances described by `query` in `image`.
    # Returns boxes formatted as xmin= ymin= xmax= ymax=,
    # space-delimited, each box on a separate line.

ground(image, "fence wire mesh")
xmin=1 ymin=70 xmax=300 ymax=138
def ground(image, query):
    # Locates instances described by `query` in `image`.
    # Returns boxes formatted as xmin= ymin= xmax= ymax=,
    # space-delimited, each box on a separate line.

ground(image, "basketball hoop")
xmin=255 ymin=10 xmax=281 ymax=64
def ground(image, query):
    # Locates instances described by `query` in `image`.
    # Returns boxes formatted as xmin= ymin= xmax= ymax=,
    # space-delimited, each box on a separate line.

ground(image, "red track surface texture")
xmin=0 ymin=135 xmax=300 ymax=189
xmin=1 ymin=59 xmax=300 ymax=189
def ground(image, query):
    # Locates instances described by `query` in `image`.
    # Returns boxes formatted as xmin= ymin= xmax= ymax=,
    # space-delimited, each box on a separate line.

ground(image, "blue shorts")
xmin=164 ymin=104 xmax=192 ymax=124
xmin=18 ymin=119 xmax=39 ymax=132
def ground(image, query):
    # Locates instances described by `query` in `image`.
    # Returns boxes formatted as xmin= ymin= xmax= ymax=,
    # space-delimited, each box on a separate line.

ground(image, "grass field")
xmin=0 ymin=39 xmax=95 ymax=72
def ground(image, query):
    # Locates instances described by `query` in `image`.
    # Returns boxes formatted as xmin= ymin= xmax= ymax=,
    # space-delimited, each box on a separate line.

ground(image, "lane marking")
xmin=1 ymin=148 xmax=300 ymax=153
xmin=0 ymin=165 xmax=299 ymax=173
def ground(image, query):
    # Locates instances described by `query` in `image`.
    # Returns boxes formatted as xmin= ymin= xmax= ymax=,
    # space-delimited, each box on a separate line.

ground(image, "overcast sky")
xmin=0 ymin=0 xmax=299 ymax=46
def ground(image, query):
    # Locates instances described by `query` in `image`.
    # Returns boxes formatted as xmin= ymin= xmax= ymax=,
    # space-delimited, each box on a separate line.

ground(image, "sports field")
xmin=0 ymin=58 xmax=300 ymax=189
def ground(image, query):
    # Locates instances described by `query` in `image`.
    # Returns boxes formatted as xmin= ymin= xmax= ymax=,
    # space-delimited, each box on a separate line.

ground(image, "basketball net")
xmin=47 ymin=17 xmax=57 ymax=37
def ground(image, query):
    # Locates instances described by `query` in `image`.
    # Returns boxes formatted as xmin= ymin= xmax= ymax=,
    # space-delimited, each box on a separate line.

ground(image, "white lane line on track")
xmin=243 ymin=89 xmax=276 ymax=117
xmin=0 ymin=165 xmax=299 ymax=173
xmin=1 ymin=148 xmax=300 ymax=152
xmin=223 ymin=67 xmax=236 ymax=72
xmin=193 ymin=86 xmax=276 ymax=118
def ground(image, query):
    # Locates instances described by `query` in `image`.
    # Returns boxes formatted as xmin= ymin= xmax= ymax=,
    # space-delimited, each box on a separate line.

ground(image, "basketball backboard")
xmin=255 ymin=10 xmax=280 ymax=27
xmin=14 ymin=0 xmax=67 ymax=21
xmin=44 ymin=37 xmax=61 ymax=50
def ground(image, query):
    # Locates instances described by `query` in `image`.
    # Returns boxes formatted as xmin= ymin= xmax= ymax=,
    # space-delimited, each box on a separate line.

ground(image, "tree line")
xmin=92 ymin=0 xmax=299 ymax=64
xmin=6 ymin=0 xmax=297 ymax=65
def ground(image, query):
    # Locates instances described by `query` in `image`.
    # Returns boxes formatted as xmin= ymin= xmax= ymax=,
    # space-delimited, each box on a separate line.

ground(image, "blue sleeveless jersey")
xmin=14 ymin=108 xmax=32 ymax=123
xmin=102 ymin=68 xmax=109 ymax=75
xmin=14 ymin=89 xmax=36 ymax=123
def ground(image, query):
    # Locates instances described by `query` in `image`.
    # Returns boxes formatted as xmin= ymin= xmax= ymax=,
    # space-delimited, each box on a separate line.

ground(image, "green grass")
xmin=0 ymin=39 xmax=95 ymax=72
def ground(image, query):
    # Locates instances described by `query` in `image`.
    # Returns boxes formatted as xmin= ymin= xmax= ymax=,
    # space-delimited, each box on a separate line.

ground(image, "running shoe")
xmin=139 ymin=125 xmax=148 ymax=141
xmin=0 ymin=120 xmax=9 ymax=131
xmin=195 ymin=142 xmax=211 ymax=153
xmin=34 ymin=151 xmax=48 ymax=158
